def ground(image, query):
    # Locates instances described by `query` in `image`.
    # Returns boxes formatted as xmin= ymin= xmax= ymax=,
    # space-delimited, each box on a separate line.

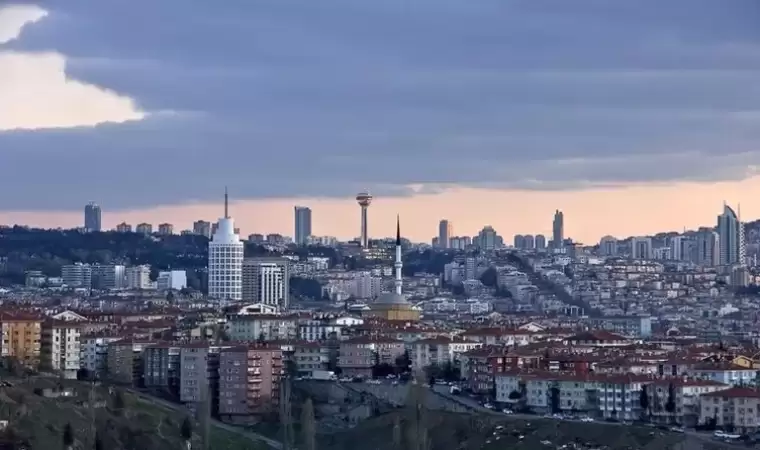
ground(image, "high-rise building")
xmin=717 ymin=203 xmax=745 ymax=266
xmin=438 ymin=220 xmax=452 ymax=249
xmin=523 ymin=235 xmax=535 ymax=250
xmin=157 ymin=270 xmax=187 ymax=291
xmin=552 ymin=210 xmax=564 ymax=249
xmin=355 ymin=192 xmax=373 ymax=248
xmin=158 ymin=223 xmax=174 ymax=235
xmin=116 ymin=222 xmax=132 ymax=233
xmin=631 ymin=236 xmax=653 ymax=260
xmin=599 ymin=236 xmax=617 ymax=256
xmin=126 ymin=265 xmax=152 ymax=289
xmin=535 ymin=234 xmax=547 ymax=251
xmin=136 ymin=223 xmax=153 ymax=235
xmin=294 ymin=206 xmax=312 ymax=246
xmin=242 ymin=257 xmax=290 ymax=309
xmin=61 ymin=263 xmax=93 ymax=288
xmin=476 ymin=226 xmax=499 ymax=251
xmin=208 ymin=189 xmax=244 ymax=303
xmin=84 ymin=202 xmax=101 ymax=232
xmin=193 ymin=220 xmax=212 ymax=238
xmin=669 ymin=235 xmax=684 ymax=261
xmin=695 ymin=229 xmax=720 ymax=266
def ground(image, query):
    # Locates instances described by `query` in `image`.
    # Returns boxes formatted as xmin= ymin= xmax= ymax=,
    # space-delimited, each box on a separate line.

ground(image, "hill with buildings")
xmin=0 ymin=227 xmax=340 ymax=290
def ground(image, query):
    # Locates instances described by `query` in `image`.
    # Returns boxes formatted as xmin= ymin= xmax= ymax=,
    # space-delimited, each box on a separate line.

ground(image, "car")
xmin=669 ymin=427 xmax=685 ymax=433
xmin=580 ymin=417 xmax=594 ymax=423
xmin=502 ymin=409 xmax=514 ymax=415
xmin=483 ymin=403 xmax=495 ymax=410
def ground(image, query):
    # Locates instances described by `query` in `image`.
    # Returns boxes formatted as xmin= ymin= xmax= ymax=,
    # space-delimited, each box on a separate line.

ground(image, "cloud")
xmin=1 ymin=0 xmax=760 ymax=210
xmin=0 ymin=3 xmax=144 ymax=131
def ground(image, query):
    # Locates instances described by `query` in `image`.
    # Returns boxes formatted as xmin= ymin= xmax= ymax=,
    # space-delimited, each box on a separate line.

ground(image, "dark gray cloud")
xmin=2 ymin=0 xmax=760 ymax=210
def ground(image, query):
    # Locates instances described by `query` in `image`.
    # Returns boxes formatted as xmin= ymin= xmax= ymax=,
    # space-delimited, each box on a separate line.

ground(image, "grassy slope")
xmin=0 ymin=376 xmax=259 ymax=450
xmin=321 ymin=411 xmax=705 ymax=450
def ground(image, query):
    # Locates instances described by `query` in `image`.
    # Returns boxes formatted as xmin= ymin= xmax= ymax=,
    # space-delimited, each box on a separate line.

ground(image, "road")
xmin=129 ymin=389 xmax=283 ymax=449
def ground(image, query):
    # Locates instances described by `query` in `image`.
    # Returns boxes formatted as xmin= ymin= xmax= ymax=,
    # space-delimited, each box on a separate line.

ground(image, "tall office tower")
xmin=294 ymin=206 xmax=312 ymax=246
xmin=476 ymin=226 xmax=498 ymax=250
xmin=438 ymin=220 xmax=452 ymax=249
xmin=599 ymin=236 xmax=618 ymax=256
xmin=717 ymin=203 xmax=745 ymax=266
xmin=695 ymin=229 xmax=720 ymax=266
xmin=535 ymin=234 xmax=547 ymax=251
xmin=513 ymin=234 xmax=525 ymax=249
xmin=242 ymin=257 xmax=290 ymax=309
xmin=193 ymin=220 xmax=212 ymax=238
xmin=84 ymin=202 xmax=101 ymax=232
xmin=669 ymin=235 xmax=684 ymax=261
xmin=552 ymin=210 xmax=564 ymax=249
xmin=355 ymin=192 xmax=373 ymax=248
xmin=631 ymin=236 xmax=653 ymax=259
xmin=523 ymin=234 xmax=535 ymax=250
xmin=208 ymin=189 xmax=244 ymax=304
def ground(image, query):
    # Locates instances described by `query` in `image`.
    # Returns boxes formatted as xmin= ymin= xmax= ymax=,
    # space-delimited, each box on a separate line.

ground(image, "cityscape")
xmin=3 ymin=1 xmax=760 ymax=450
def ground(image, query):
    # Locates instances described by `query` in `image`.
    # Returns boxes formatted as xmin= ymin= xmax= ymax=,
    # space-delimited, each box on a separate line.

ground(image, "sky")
xmin=1 ymin=1 xmax=760 ymax=244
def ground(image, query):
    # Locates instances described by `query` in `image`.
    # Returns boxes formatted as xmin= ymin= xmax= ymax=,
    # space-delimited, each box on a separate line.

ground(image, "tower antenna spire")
xmin=224 ymin=186 xmax=229 ymax=219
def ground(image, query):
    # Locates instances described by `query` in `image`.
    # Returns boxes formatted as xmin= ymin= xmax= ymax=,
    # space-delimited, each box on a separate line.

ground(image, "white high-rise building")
xmin=242 ymin=257 xmax=290 ymax=309
xmin=126 ymin=265 xmax=152 ymax=289
xmin=208 ymin=189 xmax=244 ymax=303
xmin=157 ymin=270 xmax=188 ymax=291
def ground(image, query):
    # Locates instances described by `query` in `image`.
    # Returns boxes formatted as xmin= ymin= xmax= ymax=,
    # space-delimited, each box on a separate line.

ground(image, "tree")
xmin=112 ymin=389 xmax=126 ymax=414
xmin=300 ymin=398 xmax=316 ymax=450
xmin=665 ymin=383 xmax=676 ymax=424
xmin=508 ymin=390 xmax=522 ymax=401
xmin=549 ymin=385 xmax=561 ymax=414
xmin=394 ymin=350 xmax=411 ymax=374
xmin=62 ymin=423 xmax=74 ymax=450
xmin=392 ymin=414 xmax=402 ymax=450
xmin=94 ymin=431 xmax=104 ymax=450
xmin=404 ymin=373 xmax=429 ymax=450
xmin=639 ymin=385 xmax=650 ymax=421
xmin=479 ymin=267 xmax=498 ymax=287
xmin=180 ymin=416 xmax=193 ymax=450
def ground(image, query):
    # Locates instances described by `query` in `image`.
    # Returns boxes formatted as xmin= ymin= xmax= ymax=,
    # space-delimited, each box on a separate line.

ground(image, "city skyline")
xmin=0 ymin=186 xmax=754 ymax=246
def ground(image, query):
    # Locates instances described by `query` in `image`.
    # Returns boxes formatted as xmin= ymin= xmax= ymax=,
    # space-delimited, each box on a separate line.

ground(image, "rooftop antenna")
xmin=224 ymin=186 xmax=229 ymax=219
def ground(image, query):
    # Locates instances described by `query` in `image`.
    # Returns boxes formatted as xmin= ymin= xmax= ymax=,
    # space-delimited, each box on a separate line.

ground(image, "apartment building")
xmin=126 ymin=265 xmax=152 ymax=290
xmin=293 ymin=341 xmax=329 ymax=376
xmin=106 ymin=339 xmax=153 ymax=385
xmin=61 ymin=263 xmax=92 ymax=288
xmin=0 ymin=312 xmax=42 ymax=367
xmin=408 ymin=337 xmax=454 ymax=372
xmin=226 ymin=314 xmax=298 ymax=342
xmin=80 ymin=335 xmax=122 ymax=377
xmin=242 ymin=257 xmax=290 ymax=309
xmin=338 ymin=336 xmax=405 ymax=377
xmin=143 ymin=343 xmax=181 ymax=396
xmin=179 ymin=344 xmax=226 ymax=416
xmin=40 ymin=319 xmax=81 ymax=379
xmin=700 ymin=387 xmax=760 ymax=433
xmin=218 ymin=345 xmax=283 ymax=420
xmin=297 ymin=315 xmax=363 ymax=342
xmin=647 ymin=378 xmax=728 ymax=426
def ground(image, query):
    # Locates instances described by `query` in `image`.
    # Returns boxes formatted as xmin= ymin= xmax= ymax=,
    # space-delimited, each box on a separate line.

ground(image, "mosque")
xmin=364 ymin=217 xmax=421 ymax=322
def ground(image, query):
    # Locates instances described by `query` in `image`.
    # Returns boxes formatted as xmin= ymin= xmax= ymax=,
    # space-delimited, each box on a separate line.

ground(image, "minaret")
xmin=394 ymin=215 xmax=403 ymax=296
